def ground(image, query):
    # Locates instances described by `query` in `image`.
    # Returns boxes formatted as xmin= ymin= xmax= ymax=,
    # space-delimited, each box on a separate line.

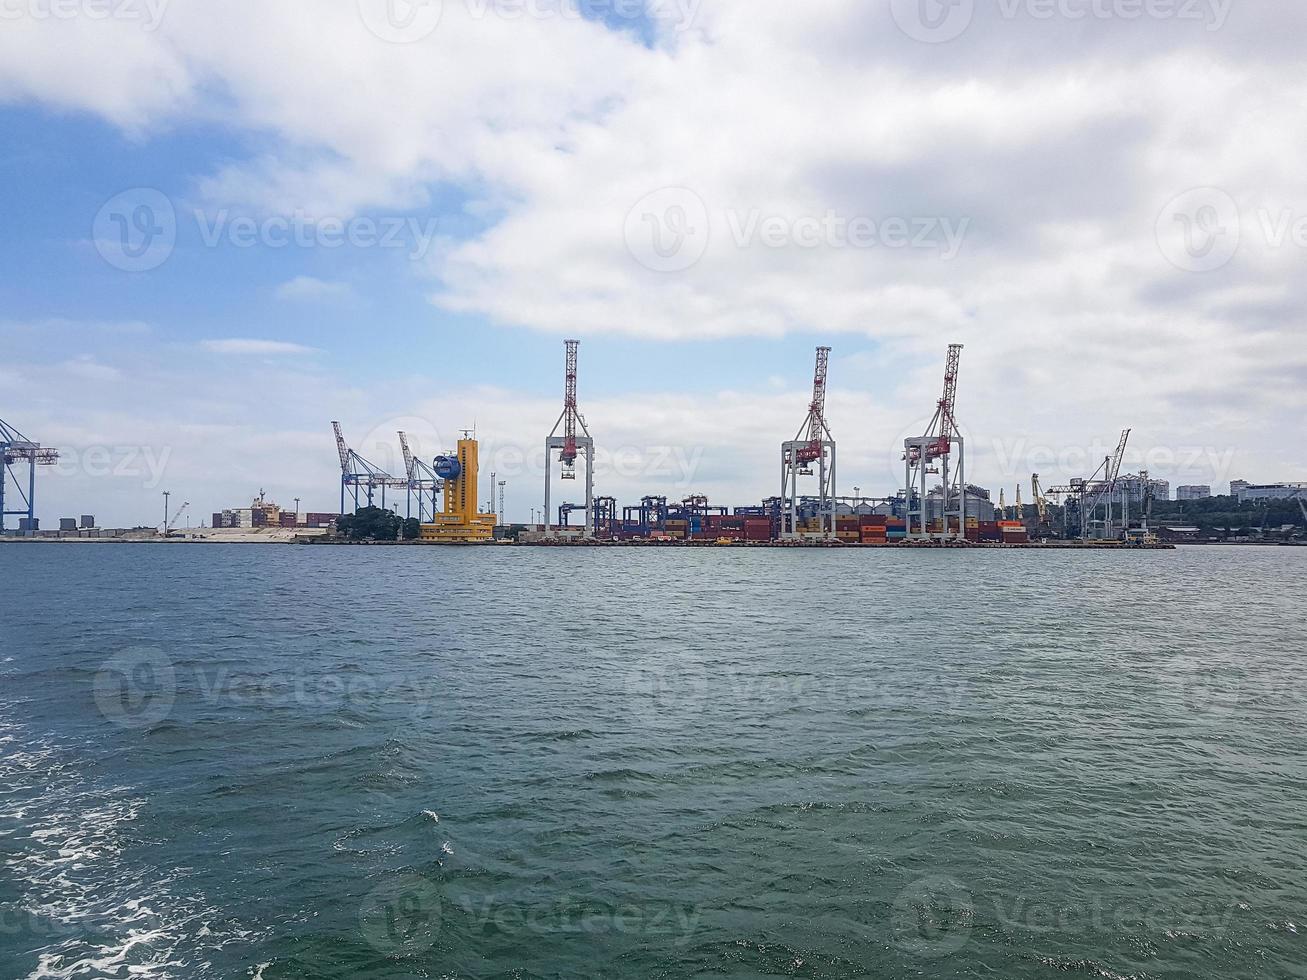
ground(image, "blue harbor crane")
xmin=0 ymin=417 xmax=59 ymax=533
xmin=331 ymin=422 xmax=407 ymax=515
xmin=398 ymin=430 xmax=443 ymax=522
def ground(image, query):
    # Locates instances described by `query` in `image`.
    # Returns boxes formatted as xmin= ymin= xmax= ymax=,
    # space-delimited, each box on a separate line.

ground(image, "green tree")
xmin=336 ymin=506 xmax=402 ymax=541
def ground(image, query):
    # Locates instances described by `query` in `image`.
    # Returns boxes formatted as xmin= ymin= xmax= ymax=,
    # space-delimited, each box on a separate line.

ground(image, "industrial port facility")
xmin=326 ymin=340 xmax=1192 ymax=547
xmin=7 ymin=340 xmax=1303 ymax=546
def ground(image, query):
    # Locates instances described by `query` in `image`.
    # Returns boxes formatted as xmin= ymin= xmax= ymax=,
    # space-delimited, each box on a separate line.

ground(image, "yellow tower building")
xmin=420 ymin=437 xmax=499 ymax=542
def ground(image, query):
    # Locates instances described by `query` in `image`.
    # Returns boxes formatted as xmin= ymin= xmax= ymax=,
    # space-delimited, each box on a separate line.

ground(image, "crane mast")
xmin=933 ymin=343 xmax=963 ymax=459
xmin=398 ymin=430 xmax=415 ymax=482
xmin=544 ymin=339 xmax=595 ymax=537
xmin=904 ymin=344 xmax=966 ymax=540
xmin=1031 ymin=473 xmax=1050 ymax=526
xmin=1044 ymin=428 xmax=1132 ymax=540
xmin=560 ymin=339 xmax=582 ymax=472
xmin=795 ymin=346 xmax=831 ymax=466
xmin=332 ymin=421 xmax=352 ymax=474
xmin=0 ymin=417 xmax=59 ymax=533
xmin=330 ymin=421 xmax=401 ymax=514
xmin=779 ymin=346 xmax=837 ymax=540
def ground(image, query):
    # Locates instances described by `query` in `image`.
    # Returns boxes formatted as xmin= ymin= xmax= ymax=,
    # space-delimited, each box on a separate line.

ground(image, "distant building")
xmin=211 ymin=494 xmax=337 ymax=530
xmin=1229 ymin=479 xmax=1250 ymax=498
xmin=1175 ymin=485 xmax=1212 ymax=501
xmin=1235 ymin=482 xmax=1307 ymax=503
xmin=924 ymin=484 xmax=996 ymax=523
xmin=1117 ymin=474 xmax=1170 ymax=504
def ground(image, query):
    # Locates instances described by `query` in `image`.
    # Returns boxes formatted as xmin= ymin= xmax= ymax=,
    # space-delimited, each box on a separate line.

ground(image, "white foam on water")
xmin=0 ymin=713 xmax=263 ymax=979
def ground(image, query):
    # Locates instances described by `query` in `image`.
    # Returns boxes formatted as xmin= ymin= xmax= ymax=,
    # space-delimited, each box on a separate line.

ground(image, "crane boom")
xmin=795 ymin=346 xmax=832 ymax=465
xmin=331 ymin=421 xmax=351 ymax=473
xmin=905 ymin=344 xmax=964 ymax=463
xmin=398 ymin=430 xmax=415 ymax=481
xmin=939 ymin=343 xmax=962 ymax=443
xmin=165 ymin=500 xmax=189 ymax=533
xmin=1031 ymin=473 xmax=1049 ymax=524
xmin=1108 ymin=428 xmax=1131 ymax=485
xmin=561 ymin=339 xmax=580 ymax=466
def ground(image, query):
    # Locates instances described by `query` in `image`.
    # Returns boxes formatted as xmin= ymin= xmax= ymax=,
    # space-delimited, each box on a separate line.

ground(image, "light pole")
xmin=162 ymin=490 xmax=170 ymax=533
xmin=854 ymin=485 xmax=861 ymax=506
xmin=498 ymin=480 xmax=506 ymax=526
xmin=294 ymin=497 xmax=301 ymax=525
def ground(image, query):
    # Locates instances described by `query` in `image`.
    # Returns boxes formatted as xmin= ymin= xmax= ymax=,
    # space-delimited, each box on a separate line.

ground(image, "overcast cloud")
xmin=1 ymin=0 xmax=1303 ymax=524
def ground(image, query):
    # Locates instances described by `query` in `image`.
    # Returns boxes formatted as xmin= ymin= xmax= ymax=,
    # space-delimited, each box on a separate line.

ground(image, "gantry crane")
xmin=1045 ymin=428 xmax=1132 ymax=540
xmin=332 ymin=421 xmax=405 ymax=514
xmin=780 ymin=346 xmax=836 ymax=540
xmin=0 ymin=417 xmax=59 ymax=532
xmin=904 ymin=344 xmax=965 ymax=540
xmin=398 ymin=430 xmax=443 ymax=522
xmin=1031 ymin=473 xmax=1055 ymax=536
xmin=544 ymin=340 xmax=594 ymax=537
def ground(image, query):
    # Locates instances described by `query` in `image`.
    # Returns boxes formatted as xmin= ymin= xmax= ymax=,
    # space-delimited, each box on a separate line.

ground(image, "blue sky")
xmin=2 ymin=1 xmax=1303 ymax=526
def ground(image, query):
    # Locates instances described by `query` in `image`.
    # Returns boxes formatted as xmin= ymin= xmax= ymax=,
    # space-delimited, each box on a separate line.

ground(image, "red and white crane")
xmin=904 ymin=344 xmax=966 ymax=540
xmin=544 ymin=339 xmax=595 ymax=536
xmin=780 ymin=346 xmax=837 ymax=540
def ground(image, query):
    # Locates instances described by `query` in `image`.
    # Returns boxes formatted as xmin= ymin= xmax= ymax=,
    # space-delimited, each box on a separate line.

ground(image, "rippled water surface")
xmin=1 ymin=544 xmax=1305 ymax=979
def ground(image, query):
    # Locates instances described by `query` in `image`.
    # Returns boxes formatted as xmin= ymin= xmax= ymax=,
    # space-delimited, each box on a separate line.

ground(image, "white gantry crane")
xmin=1045 ymin=428 xmax=1132 ymax=540
xmin=544 ymin=339 xmax=594 ymax=537
xmin=780 ymin=346 xmax=836 ymax=541
xmin=904 ymin=344 xmax=965 ymax=541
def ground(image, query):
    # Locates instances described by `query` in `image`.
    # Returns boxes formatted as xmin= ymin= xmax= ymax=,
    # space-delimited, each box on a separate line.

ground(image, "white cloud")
xmin=200 ymin=339 xmax=318 ymax=355
xmin=3 ymin=1 xmax=1306 ymax=494
xmin=60 ymin=356 xmax=122 ymax=382
xmin=274 ymin=276 xmax=352 ymax=302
